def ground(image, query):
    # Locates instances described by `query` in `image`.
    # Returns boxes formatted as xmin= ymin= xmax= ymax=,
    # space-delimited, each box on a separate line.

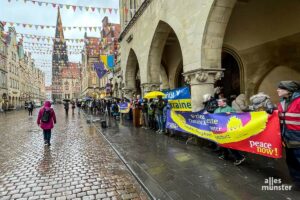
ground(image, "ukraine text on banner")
xmin=166 ymin=110 xmax=282 ymax=158
xmin=164 ymin=86 xmax=192 ymax=111
xmin=100 ymin=55 xmax=115 ymax=70
xmin=118 ymin=103 xmax=130 ymax=113
xmin=94 ymin=62 xmax=107 ymax=79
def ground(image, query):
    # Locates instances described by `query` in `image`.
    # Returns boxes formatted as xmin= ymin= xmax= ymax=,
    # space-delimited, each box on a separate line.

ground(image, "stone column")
xmin=141 ymin=82 xmax=160 ymax=96
xmin=183 ymin=68 xmax=223 ymax=112
xmin=122 ymin=87 xmax=135 ymax=99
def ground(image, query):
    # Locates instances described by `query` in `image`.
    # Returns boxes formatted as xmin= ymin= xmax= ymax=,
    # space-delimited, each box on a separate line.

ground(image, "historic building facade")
xmin=0 ymin=25 xmax=45 ymax=109
xmin=52 ymin=8 xmax=69 ymax=101
xmin=0 ymin=22 xmax=8 ymax=110
xmin=61 ymin=62 xmax=81 ymax=100
xmin=119 ymin=0 xmax=300 ymax=111
xmin=6 ymin=27 xmax=21 ymax=109
xmin=80 ymin=35 xmax=101 ymax=99
xmin=100 ymin=17 xmax=121 ymax=98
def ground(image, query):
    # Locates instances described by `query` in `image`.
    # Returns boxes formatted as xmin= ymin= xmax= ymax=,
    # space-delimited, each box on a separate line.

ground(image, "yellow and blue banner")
xmin=118 ymin=102 xmax=130 ymax=113
xmin=167 ymin=110 xmax=282 ymax=158
xmin=100 ymin=54 xmax=115 ymax=70
xmin=164 ymin=86 xmax=192 ymax=111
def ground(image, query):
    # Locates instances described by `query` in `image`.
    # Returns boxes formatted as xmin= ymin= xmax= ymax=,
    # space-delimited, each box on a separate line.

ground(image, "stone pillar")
xmin=183 ymin=68 xmax=223 ymax=112
xmin=141 ymin=82 xmax=160 ymax=96
xmin=122 ymin=87 xmax=135 ymax=99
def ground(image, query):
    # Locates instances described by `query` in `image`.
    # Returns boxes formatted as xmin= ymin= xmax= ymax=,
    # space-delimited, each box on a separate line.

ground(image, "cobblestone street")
xmin=0 ymin=106 xmax=148 ymax=200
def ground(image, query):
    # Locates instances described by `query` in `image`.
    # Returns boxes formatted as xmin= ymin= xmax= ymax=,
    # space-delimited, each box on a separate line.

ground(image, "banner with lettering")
xmin=164 ymin=86 xmax=192 ymax=111
xmin=167 ymin=110 xmax=282 ymax=158
xmin=118 ymin=103 xmax=130 ymax=113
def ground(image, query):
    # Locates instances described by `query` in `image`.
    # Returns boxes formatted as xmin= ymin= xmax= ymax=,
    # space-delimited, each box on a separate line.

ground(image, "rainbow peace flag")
xmin=100 ymin=55 xmax=115 ymax=70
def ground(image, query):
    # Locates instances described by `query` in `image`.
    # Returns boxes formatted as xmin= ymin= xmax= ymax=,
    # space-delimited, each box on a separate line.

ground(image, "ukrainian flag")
xmin=100 ymin=55 xmax=115 ymax=70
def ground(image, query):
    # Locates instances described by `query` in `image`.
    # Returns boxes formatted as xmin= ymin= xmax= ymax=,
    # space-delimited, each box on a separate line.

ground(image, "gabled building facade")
xmin=0 ymin=22 xmax=8 ymax=110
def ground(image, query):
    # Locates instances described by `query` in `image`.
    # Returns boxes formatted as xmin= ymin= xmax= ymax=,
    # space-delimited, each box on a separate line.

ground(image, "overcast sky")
xmin=0 ymin=0 xmax=120 ymax=86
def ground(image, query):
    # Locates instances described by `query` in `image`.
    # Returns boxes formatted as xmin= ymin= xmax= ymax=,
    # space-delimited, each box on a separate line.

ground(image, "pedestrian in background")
xmin=1 ymin=101 xmax=7 ymax=115
xmin=28 ymin=101 xmax=34 ymax=116
xmin=71 ymin=100 xmax=76 ymax=115
xmin=64 ymin=101 xmax=69 ymax=115
xmin=277 ymin=80 xmax=300 ymax=191
xmin=37 ymin=101 xmax=56 ymax=146
xmin=76 ymin=100 xmax=81 ymax=114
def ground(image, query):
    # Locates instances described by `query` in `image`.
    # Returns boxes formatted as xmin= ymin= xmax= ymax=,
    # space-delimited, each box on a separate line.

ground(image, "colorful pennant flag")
xmin=94 ymin=62 xmax=107 ymax=79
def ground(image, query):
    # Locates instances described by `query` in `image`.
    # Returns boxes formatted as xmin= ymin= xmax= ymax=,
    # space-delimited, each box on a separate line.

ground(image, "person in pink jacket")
xmin=37 ymin=101 xmax=56 ymax=146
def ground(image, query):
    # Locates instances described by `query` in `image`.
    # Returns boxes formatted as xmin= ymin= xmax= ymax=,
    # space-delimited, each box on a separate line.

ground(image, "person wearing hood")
xmin=232 ymin=94 xmax=248 ymax=113
xmin=202 ymin=94 xmax=218 ymax=114
xmin=249 ymin=92 xmax=275 ymax=114
xmin=277 ymin=80 xmax=300 ymax=190
xmin=37 ymin=101 xmax=56 ymax=146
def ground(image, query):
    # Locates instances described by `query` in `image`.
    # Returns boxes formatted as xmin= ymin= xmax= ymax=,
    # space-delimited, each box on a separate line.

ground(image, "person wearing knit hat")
xmin=277 ymin=80 xmax=300 ymax=191
xmin=278 ymin=81 xmax=300 ymax=93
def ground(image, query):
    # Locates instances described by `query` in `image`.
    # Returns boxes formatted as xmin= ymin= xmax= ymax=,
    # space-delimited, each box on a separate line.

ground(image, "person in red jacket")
xmin=37 ymin=101 xmax=56 ymax=146
xmin=277 ymin=80 xmax=300 ymax=190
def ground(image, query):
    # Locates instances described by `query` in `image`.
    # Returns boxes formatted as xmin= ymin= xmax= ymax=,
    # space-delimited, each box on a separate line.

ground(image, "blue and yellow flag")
xmin=100 ymin=54 xmax=115 ymax=70
xmin=164 ymin=86 xmax=192 ymax=111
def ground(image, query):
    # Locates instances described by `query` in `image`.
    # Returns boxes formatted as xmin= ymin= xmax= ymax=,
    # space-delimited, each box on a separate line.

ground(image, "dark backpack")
xmin=41 ymin=109 xmax=51 ymax=123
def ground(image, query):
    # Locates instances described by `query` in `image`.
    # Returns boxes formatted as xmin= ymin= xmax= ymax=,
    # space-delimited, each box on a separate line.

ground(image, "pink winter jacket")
xmin=37 ymin=101 xmax=56 ymax=130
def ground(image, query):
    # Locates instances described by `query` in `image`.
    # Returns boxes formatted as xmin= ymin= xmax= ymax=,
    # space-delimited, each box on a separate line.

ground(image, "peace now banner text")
xmin=167 ymin=110 xmax=282 ymax=158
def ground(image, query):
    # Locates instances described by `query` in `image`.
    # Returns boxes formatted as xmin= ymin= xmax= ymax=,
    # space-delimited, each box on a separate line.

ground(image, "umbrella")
xmin=83 ymin=97 xmax=92 ymax=101
xmin=144 ymin=91 xmax=166 ymax=99
xmin=63 ymin=99 xmax=70 ymax=102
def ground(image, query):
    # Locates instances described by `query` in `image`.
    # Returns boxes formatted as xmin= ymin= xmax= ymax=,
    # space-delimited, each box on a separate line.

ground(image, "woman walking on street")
xmin=37 ymin=101 xmax=56 ymax=146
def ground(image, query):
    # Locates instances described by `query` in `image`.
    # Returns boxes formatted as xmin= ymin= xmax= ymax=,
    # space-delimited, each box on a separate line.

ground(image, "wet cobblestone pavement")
xmin=0 ymin=106 xmax=148 ymax=200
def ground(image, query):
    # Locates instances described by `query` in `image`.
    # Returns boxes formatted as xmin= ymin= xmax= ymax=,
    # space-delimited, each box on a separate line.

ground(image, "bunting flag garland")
xmin=8 ymin=0 xmax=119 ymax=15
xmin=23 ymin=42 xmax=84 ymax=49
xmin=23 ymin=47 xmax=84 ymax=53
xmin=25 ymin=50 xmax=83 ymax=55
xmin=1 ymin=20 xmax=103 ymax=32
xmin=14 ymin=32 xmax=119 ymax=44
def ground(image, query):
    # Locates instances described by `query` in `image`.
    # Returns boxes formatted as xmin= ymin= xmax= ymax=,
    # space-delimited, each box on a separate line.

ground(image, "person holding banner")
xmin=141 ymin=98 xmax=149 ymax=129
xmin=202 ymin=94 xmax=218 ymax=114
xmin=155 ymin=96 xmax=165 ymax=133
xmin=214 ymin=98 xmax=246 ymax=166
xmin=277 ymin=80 xmax=300 ymax=190
xmin=148 ymin=99 xmax=156 ymax=130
